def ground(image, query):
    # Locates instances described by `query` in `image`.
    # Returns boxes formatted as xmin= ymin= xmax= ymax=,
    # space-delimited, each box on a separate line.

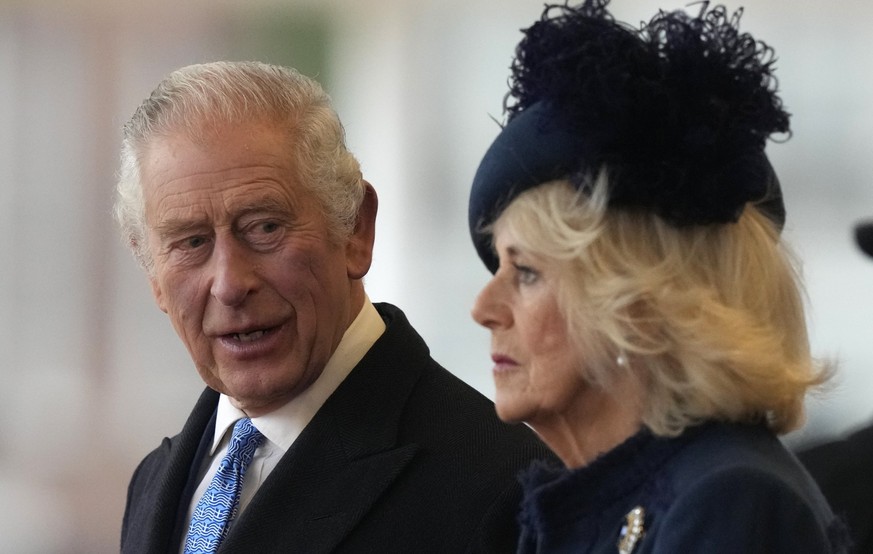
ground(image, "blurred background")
xmin=1 ymin=0 xmax=872 ymax=550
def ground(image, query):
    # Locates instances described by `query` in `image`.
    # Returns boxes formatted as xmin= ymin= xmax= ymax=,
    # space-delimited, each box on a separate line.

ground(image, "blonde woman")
xmin=467 ymin=1 xmax=849 ymax=552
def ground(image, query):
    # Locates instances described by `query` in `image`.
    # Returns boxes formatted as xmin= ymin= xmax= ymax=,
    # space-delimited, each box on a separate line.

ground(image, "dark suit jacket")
xmin=121 ymin=303 xmax=554 ymax=553
xmin=798 ymin=421 xmax=873 ymax=553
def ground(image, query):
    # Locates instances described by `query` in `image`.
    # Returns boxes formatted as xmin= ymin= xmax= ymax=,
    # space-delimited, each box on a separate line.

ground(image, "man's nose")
xmin=210 ymin=237 xmax=258 ymax=306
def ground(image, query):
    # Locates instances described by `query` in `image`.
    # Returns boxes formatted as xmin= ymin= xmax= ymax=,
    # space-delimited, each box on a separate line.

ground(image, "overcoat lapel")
xmin=219 ymin=308 xmax=425 ymax=552
xmin=123 ymin=387 xmax=218 ymax=553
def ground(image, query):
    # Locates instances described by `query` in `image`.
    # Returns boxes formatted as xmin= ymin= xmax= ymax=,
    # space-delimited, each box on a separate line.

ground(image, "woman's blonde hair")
xmin=493 ymin=175 xmax=829 ymax=436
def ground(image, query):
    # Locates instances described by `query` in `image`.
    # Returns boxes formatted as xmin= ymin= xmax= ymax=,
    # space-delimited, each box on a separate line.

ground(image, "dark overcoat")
xmin=121 ymin=303 xmax=553 ymax=553
xmin=516 ymin=422 xmax=849 ymax=553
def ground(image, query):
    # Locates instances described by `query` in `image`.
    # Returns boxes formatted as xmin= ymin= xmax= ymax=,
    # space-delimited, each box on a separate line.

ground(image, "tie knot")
xmin=228 ymin=418 xmax=264 ymax=461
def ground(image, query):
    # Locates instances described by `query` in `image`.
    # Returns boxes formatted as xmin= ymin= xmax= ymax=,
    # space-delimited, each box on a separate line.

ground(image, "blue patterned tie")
xmin=184 ymin=418 xmax=264 ymax=554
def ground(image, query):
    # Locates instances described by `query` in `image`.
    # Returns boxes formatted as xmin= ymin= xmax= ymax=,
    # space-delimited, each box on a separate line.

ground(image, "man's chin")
xmin=223 ymin=377 xmax=304 ymax=416
xmin=226 ymin=390 xmax=288 ymax=417
xmin=205 ymin=365 xmax=321 ymax=415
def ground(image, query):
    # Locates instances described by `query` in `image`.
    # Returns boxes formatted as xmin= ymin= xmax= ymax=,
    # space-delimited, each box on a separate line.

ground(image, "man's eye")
xmin=183 ymin=236 xmax=208 ymax=250
xmin=259 ymin=221 xmax=280 ymax=234
xmin=243 ymin=220 xmax=286 ymax=248
xmin=250 ymin=220 xmax=281 ymax=236
xmin=163 ymin=234 xmax=211 ymax=264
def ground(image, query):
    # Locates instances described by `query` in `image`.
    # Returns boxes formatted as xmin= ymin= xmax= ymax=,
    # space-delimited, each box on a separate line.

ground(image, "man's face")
xmin=141 ymin=122 xmax=374 ymax=416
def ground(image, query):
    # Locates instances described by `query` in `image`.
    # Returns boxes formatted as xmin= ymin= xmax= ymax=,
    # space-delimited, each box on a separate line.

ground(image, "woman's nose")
xmin=471 ymin=276 xmax=509 ymax=330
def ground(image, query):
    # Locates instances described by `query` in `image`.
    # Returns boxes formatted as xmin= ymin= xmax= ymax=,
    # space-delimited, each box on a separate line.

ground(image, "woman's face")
xmin=471 ymin=224 xmax=589 ymax=426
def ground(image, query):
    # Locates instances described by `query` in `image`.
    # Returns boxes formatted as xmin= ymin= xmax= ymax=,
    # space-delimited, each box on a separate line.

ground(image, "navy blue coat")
xmin=517 ymin=422 xmax=849 ymax=553
xmin=121 ymin=303 xmax=554 ymax=553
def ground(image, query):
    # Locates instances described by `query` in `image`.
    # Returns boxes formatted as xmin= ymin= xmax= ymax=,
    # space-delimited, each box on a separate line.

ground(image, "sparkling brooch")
xmin=617 ymin=505 xmax=646 ymax=554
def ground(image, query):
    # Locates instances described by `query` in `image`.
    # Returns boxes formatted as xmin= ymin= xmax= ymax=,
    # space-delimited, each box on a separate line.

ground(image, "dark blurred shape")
xmin=799 ymin=423 xmax=873 ymax=553
xmin=855 ymin=221 xmax=873 ymax=258
xmin=795 ymin=219 xmax=873 ymax=551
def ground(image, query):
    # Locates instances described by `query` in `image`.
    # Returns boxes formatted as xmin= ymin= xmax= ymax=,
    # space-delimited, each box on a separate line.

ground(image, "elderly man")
xmin=117 ymin=61 xmax=551 ymax=553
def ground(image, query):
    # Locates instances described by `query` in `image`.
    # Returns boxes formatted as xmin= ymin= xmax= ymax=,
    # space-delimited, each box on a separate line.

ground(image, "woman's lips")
xmin=491 ymin=354 xmax=519 ymax=375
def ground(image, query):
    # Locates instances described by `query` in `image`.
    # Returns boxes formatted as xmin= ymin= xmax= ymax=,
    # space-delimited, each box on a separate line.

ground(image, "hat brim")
xmin=468 ymin=103 xmax=588 ymax=273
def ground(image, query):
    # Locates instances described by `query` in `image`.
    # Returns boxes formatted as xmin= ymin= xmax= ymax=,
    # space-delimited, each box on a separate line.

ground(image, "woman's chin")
xmin=494 ymin=397 xmax=530 ymax=424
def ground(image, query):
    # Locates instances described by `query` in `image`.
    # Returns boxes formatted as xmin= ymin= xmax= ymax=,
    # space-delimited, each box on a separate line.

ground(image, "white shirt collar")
xmin=210 ymin=297 xmax=386 ymax=454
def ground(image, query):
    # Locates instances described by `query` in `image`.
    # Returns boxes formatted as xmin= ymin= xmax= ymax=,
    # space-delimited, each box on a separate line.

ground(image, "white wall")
xmin=1 ymin=0 xmax=871 ymax=550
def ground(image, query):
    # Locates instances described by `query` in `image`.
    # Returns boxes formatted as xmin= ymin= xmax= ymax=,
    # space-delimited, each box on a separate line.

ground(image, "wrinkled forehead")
xmin=139 ymin=123 xmax=304 ymax=220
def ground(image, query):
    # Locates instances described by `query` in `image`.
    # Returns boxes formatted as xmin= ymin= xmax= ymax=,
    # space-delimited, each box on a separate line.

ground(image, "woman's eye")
xmin=514 ymin=263 xmax=539 ymax=285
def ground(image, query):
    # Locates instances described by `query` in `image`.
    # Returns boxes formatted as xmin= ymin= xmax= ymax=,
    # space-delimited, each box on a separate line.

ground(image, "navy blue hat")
xmin=468 ymin=0 xmax=790 ymax=273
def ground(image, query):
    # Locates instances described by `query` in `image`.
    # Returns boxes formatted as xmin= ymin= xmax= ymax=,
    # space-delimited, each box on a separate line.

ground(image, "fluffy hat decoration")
xmin=469 ymin=0 xmax=791 ymax=273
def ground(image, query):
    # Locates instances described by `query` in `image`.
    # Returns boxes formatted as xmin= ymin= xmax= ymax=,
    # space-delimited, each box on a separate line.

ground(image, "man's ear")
xmin=346 ymin=181 xmax=378 ymax=280
xmin=149 ymin=276 xmax=168 ymax=313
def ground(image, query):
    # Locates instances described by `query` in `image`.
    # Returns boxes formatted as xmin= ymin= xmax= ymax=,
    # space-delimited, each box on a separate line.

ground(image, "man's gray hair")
xmin=114 ymin=61 xmax=364 ymax=273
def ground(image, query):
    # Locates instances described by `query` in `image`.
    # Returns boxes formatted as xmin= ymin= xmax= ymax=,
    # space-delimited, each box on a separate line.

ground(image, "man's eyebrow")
xmin=151 ymin=218 xmax=209 ymax=239
xmin=234 ymin=197 xmax=294 ymax=217
xmin=150 ymin=198 xmax=297 ymax=238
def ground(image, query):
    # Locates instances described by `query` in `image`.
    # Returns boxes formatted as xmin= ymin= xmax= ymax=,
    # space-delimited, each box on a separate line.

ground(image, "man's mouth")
xmin=233 ymin=329 xmax=269 ymax=342
xmin=214 ymin=324 xmax=283 ymax=358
